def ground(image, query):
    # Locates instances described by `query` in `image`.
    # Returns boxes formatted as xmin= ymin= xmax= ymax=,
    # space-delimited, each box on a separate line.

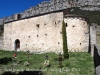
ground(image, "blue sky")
xmin=0 ymin=0 xmax=50 ymax=18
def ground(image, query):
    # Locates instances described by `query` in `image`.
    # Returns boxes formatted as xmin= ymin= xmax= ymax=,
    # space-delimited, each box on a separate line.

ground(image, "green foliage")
xmin=62 ymin=21 xmax=69 ymax=59
xmin=70 ymin=7 xmax=100 ymax=25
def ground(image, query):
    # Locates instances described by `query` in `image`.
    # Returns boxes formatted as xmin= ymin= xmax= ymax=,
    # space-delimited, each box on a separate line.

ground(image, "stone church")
xmin=2 ymin=0 xmax=89 ymax=53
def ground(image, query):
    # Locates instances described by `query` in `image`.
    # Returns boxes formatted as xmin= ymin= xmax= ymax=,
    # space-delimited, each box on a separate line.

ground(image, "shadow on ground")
xmin=0 ymin=57 xmax=13 ymax=65
xmin=1 ymin=71 xmax=43 ymax=75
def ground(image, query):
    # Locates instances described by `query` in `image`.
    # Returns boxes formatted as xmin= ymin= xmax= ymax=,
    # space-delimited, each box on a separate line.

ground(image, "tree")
xmin=62 ymin=20 xmax=69 ymax=59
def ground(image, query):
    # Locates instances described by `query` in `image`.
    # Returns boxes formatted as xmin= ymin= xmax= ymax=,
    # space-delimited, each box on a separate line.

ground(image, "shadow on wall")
xmin=88 ymin=24 xmax=91 ymax=53
xmin=1 ymin=71 xmax=43 ymax=75
xmin=0 ymin=57 xmax=13 ymax=65
xmin=94 ymin=45 xmax=100 ymax=68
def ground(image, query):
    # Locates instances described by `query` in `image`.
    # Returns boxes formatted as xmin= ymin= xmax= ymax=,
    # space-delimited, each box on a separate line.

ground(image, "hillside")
xmin=70 ymin=7 xmax=100 ymax=25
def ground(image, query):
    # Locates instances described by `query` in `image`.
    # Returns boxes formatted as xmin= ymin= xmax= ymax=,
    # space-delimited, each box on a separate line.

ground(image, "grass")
xmin=0 ymin=50 xmax=95 ymax=75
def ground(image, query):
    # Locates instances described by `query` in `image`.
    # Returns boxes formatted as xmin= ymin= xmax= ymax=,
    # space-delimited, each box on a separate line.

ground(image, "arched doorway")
xmin=15 ymin=39 xmax=20 ymax=51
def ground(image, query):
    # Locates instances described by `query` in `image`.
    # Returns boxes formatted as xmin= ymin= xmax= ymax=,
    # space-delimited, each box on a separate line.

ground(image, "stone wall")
xmin=96 ymin=26 xmax=100 ymax=46
xmin=3 ymin=12 xmax=64 ymax=53
xmin=64 ymin=15 xmax=89 ymax=52
xmin=89 ymin=24 xmax=100 ymax=57
xmin=96 ymin=66 xmax=100 ymax=75
xmin=90 ymin=24 xmax=96 ymax=56
xmin=3 ymin=12 xmax=89 ymax=53
xmin=0 ymin=36 xmax=3 ymax=49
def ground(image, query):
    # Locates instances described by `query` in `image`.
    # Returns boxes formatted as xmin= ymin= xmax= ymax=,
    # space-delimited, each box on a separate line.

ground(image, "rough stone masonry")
xmin=2 ymin=0 xmax=90 ymax=53
xmin=3 ymin=13 xmax=89 ymax=53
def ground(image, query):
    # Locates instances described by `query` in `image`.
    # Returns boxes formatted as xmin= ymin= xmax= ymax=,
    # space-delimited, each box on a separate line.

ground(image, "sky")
xmin=0 ymin=0 xmax=50 ymax=18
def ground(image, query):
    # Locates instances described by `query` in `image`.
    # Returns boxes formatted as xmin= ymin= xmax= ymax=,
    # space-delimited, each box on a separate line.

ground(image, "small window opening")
xmin=44 ymin=23 xmax=46 ymax=25
xmin=28 ymin=36 xmax=30 ymax=38
xmin=80 ymin=43 xmax=81 ymax=45
xmin=83 ymin=22 xmax=85 ymax=25
xmin=58 ymin=42 xmax=60 ymax=44
xmin=45 ymin=34 xmax=47 ymax=36
xmin=58 ymin=21 xmax=60 ymax=23
xmin=26 ymin=44 xmax=27 ymax=46
xmin=73 ymin=26 xmax=75 ymax=27
xmin=36 ymin=24 xmax=40 ymax=28
xmin=55 ymin=22 xmax=56 ymax=25
xmin=66 ymin=23 xmax=68 ymax=27
xmin=42 ymin=44 xmax=44 ymax=45
xmin=37 ymin=35 xmax=38 ymax=37
xmin=18 ymin=14 xmax=21 ymax=19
